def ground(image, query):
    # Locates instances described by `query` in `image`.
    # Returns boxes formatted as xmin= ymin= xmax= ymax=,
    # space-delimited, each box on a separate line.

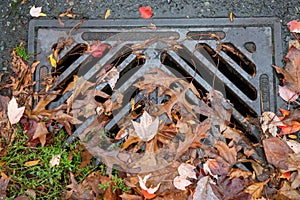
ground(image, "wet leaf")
xmin=244 ymin=180 xmax=269 ymax=200
xmin=193 ymin=176 xmax=219 ymax=200
xmin=273 ymin=46 xmax=300 ymax=93
xmin=287 ymin=20 xmax=300 ymax=33
xmin=132 ymin=111 xmax=159 ymax=142
xmin=32 ymin=122 xmax=48 ymax=147
xmin=7 ymin=96 xmax=25 ymax=125
xmin=49 ymin=154 xmax=61 ymax=168
xmin=104 ymin=9 xmax=111 ymax=19
xmin=139 ymin=6 xmax=152 ymax=19
xmin=24 ymin=160 xmax=40 ymax=167
xmin=278 ymin=85 xmax=299 ymax=102
xmin=29 ymin=6 xmax=46 ymax=17
xmin=173 ymin=176 xmax=192 ymax=191
xmin=263 ymin=137 xmax=293 ymax=170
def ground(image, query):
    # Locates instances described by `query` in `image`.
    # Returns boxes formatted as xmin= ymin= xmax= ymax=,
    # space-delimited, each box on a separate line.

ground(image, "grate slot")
xmin=198 ymin=43 xmax=257 ymax=100
xmin=187 ymin=31 xmax=226 ymax=40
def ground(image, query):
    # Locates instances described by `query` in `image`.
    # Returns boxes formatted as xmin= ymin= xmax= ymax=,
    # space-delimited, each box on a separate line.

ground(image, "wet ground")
xmin=0 ymin=0 xmax=299 ymax=70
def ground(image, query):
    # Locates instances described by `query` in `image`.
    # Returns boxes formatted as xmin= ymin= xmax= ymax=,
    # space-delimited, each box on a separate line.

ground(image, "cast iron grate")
xmin=28 ymin=18 xmax=282 ymax=145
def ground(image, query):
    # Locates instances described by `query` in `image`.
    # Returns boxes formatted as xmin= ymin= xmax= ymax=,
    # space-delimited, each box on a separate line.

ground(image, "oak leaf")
xmin=7 ymin=96 xmax=25 ymax=125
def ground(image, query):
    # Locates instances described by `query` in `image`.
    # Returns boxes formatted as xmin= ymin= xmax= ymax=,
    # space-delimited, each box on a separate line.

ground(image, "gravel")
xmin=0 ymin=0 xmax=299 ymax=70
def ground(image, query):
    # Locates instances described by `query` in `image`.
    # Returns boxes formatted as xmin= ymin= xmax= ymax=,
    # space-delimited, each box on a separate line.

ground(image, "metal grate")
xmin=28 ymin=18 xmax=283 ymax=139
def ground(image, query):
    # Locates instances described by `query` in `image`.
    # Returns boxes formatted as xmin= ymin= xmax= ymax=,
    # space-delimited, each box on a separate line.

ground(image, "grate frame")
xmin=28 ymin=18 xmax=283 ymax=127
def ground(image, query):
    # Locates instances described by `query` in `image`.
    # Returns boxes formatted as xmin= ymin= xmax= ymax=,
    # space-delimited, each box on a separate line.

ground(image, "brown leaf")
xmin=7 ymin=96 xmax=25 ymax=125
xmin=291 ymin=170 xmax=300 ymax=189
xmin=263 ymin=137 xmax=293 ymax=169
xmin=79 ymin=149 xmax=92 ymax=168
xmin=218 ymin=177 xmax=252 ymax=200
xmin=32 ymin=122 xmax=48 ymax=147
xmin=193 ymin=176 xmax=219 ymax=200
xmin=214 ymin=141 xmax=237 ymax=165
xmin=229 ymin=168 xmax=252 ymax=179
xmin=273 ymin=46 xmax=300 ymax=93
xmin=119 ymin=193 xmax=142 ymax=200
xmin=0 ymin=177 xmax=10 ymax=200
xmin=0 ymin=95 xmax=10 ymax=112
xmin=277 ymin=181 xmax=300 ymax=199
xmin=32 ymin=91 xmax=59 ymax=115
xmin=244 ymin=179 xmax=269 ymax=200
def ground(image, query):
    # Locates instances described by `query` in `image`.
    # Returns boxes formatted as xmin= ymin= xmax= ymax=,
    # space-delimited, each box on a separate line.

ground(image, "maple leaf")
xmin=132 ymin=111 xmax=159 ymax=142
xmin=29 ymin=5 xmax=46 ymax=17
xmin=278 ymin=85 xmax=299 ymax=102
xmin=7 ymin=96 xmax=25 ymax=125
xmin=139 ymin=6 xmax=152 ymax=19
xmin=32 ymin=122 xmax=48 ymax=147
xmin=273 ymin=46 xmax=300 ymax=93
xmin=287 ymin=20 xmax=300 ymax=33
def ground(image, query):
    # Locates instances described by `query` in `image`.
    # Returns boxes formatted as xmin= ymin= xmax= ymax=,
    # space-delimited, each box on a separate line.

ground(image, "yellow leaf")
xmin=244 ymin=179 xmax=269 ymax=200
xmin=24 ymin=160 xmax=40 ymax=167
xmin=104 ymin=9 xmax=111 ymax=19
xmin=229 ymin=12 xmax=233 ymax=22
xmin=48 ymin=53 xmax=57 ymax=68
xmin=39 ymin=12 xmax=47 ymax=17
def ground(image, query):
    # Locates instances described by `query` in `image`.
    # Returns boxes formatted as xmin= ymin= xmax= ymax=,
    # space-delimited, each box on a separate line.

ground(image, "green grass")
xmin=0 ymin=127 xmax=93 ymax=199
xmin=15 ymin=43 xmax=29 ymax=61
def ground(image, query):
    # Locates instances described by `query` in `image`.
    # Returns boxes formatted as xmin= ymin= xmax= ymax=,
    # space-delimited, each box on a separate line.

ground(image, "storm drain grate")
xmin=28 ymin=18 xmax=282 ymax=143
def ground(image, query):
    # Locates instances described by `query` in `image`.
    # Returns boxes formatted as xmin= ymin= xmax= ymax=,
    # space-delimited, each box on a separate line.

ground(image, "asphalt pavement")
xmin=0 ymin=0 xmax=299 ymax=70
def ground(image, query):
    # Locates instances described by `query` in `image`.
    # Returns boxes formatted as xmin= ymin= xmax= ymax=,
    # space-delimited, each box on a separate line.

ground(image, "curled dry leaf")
xmin=260 ymin=111 xmax=284 ymax=137
xmin=7 ymin=96 xmax=25 ymax=125
xmin=24 ymin=160 xmax=40 ymax=167
xmin=178 ymin=163 xmax=197 ymax=179
xmin=30 ymin=6 xmax=46 ymax=17
xmin=32 ymin=122 xmax=48 ymax=147
xmin=132 ymin=111 xmax=159 ymax=142
xmin=173 ymin=176 xmax=192 ymax=191
xmin=244 ymin=179 xmax=269 ymax=200
xmin=138 ymin=174 xmax=161 ymax=196
xmin=139 ymin=6 xmax=152 ymax=19
xmin=49 ymin=154 xmax=61 ymax=168
xmin=287 ymin=20 xmax=300 ymax=33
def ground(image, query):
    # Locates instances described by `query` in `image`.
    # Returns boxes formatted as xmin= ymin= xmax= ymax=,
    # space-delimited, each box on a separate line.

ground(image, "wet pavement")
xmin=0 ymin=0 xmax=299 ymax=70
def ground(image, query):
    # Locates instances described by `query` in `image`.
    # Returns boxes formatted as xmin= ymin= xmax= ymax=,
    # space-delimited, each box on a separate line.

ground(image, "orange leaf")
xmin=287 ymin=20 xmax=300 ymax=33
xmin=139 ymin=6 xmax=152 ymax=19
xmin=24 ymin=159 xmax=40 ymax=167
xmin=280 ymin=121 xmax=300 ymax=135
xmin=142 ymin=190 xmax=156 ymax=199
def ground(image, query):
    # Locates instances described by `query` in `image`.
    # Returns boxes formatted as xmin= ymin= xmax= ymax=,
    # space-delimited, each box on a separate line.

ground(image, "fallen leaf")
xmin=0 ymin=95 xmax=10 ymax=112
xmin=48 ymin=53 xmax=57 ymax=68
xmin=24 ymin=160 xmax=40 ymax=167
xmin=280 ymin=120 xmax=300 ymax=135
xmin=25 ymin=189 xmax=36 ymax=200
xmin=193 ymin=176 xmax=219 ymax=200
xmin=244 ymin=179 xmax=269 ymax=200
xmin=138 ymin=174 xmax=161 ymax=194
xmin=273 ymin=46 xmax=300 ymax=93
xmin=104 ymin=9 xmax=111 ymax=19
xmin=7 ymin=96 xmax=25 ymax=125
xmin=291 ymin=170 xmax=300 ymax=189
xmin=90 ymin=41 xmax=109 ymax=58
xmin=229 ymin=168 xmax=252 ymax=179
xmin=278 ymin=85 xmax=299 ymax=102
xmin=203 ymin=159 xmax=226 ymax=177
xmin=119 ymin=193 xmax=142 ymax=200
xmin=173 ymin=176 xmax=192 ymax=191
xmin=229 ymin=12 xmax=233 ymax=22
xmin=139 ymin=6 xmax=152 ymax=19
xmin=49 ymin=154 xmax=61 ymax=168
xmin=262 ymin=137 xmax=293 ymax=169
xmin=215 ymin=140 xmax=237 ymax=165
xmin=286 ymin=140 xmax=300 ymax=154
xmin=132 ymin=111 xmax=159 ymax=141
xmin=32 ymin=122 xmax=48 ymax=147
xmin=177 ymin=163 xmax=197 ymax=179
xmin=287 ymin=20 xmax=300 ymax=33
xmin=0 ymin=177 xmax=9 ymax=200
xmin=29 ymin=6 xmax=46 ymax=17
xmin=277 ymin=181 xmax=300 ymax=199
xmin=260 ymin=111 xmax=284 ymax=137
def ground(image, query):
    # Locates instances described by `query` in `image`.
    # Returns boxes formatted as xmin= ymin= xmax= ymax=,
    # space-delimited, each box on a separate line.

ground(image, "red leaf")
xmin=139 ymin=6 xmax=152 ymax=19
xmin=141 ymin=190 xmax=156 ymax=199
xmin=287 ymin=20 xmax=300 ymax=33
xmin=279 ymin=121 xmax=300 ymax=135
xmin=90 ymin=41 xmax=109 ymax=58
